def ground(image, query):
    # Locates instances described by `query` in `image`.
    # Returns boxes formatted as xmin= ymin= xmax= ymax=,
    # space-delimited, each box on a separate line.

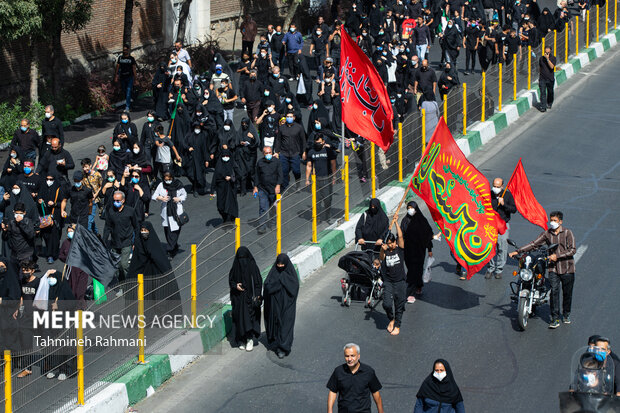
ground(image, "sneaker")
xmin=115 ymin=289 xmax=123 ymax=297
xmin=276 ymin=350 xmax=286 ymax=359
xmin=246 ymin=339 xmax=254 ymax=351
xmin=406 ymin=296 xmax=416 ymax=303
xmin=484 ymin=270 xmax=493 ymax=279
xmin=46 ymin=372 xmax=56 ymax=379
xmin=58 ymin=373 xmax=67 ymax=381
xmin=563 ymin=315 xmax=571 ymax=324
xmin=238 ymin=344 xmax=245 ymax=350
xmin=463 ymin=71 xmax=469 ymax=75
xmin=360 ymin=177 xmax=367 ymax=183
xmin=548 ymin=319 xmax=560 ymax=329
xmin=47 ymin=257 xmax=54 ymax=264
xmin=494 ymin=272 xmax=502 ymax=279
xmin=547 ymin=104 xmax=552 ymax=110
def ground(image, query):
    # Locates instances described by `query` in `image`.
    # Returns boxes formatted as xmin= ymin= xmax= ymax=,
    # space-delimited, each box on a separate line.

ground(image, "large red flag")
xmin=506 ymin=159 xmax=548 ymax=230
xmin=339 ymin=25 xmax=394 ymax=152
xmin=409 ymin=119 xmax=507 ymax=279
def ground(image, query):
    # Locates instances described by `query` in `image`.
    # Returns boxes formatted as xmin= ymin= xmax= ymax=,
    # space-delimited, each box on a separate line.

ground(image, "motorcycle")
xmin=507 ymin=239 xmax=557 ymax=330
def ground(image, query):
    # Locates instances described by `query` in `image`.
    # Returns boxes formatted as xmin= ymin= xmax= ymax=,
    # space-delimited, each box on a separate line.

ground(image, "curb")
xmin=64 ymin=91 xmax=153 ymax=127
xmin=67 ymin=26 xmax=620 ymax=413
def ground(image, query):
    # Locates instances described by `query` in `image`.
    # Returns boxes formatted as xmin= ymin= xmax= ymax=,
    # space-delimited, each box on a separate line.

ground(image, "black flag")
xmin=66 ymin=224 xmax=119 ymax=287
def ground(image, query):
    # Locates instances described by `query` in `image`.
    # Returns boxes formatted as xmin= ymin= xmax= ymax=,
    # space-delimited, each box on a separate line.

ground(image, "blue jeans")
xmin=120 ymin=76 xmax=134 ymax=110
xmin=416 ymin=44 xmax=428 ymax=59
xmin=488 ymin=223 xmax=509 ymax=274
xmin=87 ymin=203 xmax=98 ymax=234
xmin=257 ymin=190 xmax=276 ymax=230
xmin=279 ymin=154 xmax=300 ymax=190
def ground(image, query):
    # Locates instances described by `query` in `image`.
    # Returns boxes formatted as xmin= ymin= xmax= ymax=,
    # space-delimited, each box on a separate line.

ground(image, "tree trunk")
xmin=123 ymin=0 xmax=134 ymax=47
xmin=176 ymin=0 xmax=193 ymax=44
xmin=29 ymin=37 xmax=39 ymax=105
xmin=50 ymin=31 xmax=63 ymax=101
xmin=283 ymin=0 xmax=301 ymax=31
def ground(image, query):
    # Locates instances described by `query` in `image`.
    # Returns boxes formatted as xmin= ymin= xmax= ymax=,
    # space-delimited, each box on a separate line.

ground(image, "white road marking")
xmin=574 ymin=244 xmax=588 ymax=264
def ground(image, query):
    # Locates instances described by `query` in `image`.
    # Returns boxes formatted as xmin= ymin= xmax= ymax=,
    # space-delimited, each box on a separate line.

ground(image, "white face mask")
xmin=433 ymin=371 xmax=447 ymax=381
xmin=194 ymin=129 xmax=201 ymax=134
xmin=491 ymin=187 xmax=502 ymax=195
xmin=222 ymin=156 xmax=230 ymax=162
xmin=14 ymin=213 xmax=24 ymax=220
xmin=267 ymin=107 xmax=274 ymax=113
xmin=133 ymin=148 xmax=140 ymax=154
xmin=549 ymin=221 xmax=560 ymax=230
xmin=407 ymin=208 xmax=415 ymax=216
xmin=12 ymin=188 xmax=20 ymax=195
xmin=45 ymin=112 xmax=52 ymax=119
xmin=48 ymin=277 xmax=57 ymax=287
xmin=223 ymin=125 xmax=231 ymax=131
xmin=164 ymin=180 xmax=173 ymax=185
xmin=46 ymin=180 xmax=54 ymax=187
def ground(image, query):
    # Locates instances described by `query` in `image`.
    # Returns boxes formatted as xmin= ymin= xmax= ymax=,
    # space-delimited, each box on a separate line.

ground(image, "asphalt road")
xmin=133 ymin=37 xmax=620 ymax=413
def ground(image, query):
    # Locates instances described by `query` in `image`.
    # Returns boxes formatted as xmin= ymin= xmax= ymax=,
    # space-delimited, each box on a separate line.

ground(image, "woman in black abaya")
xmin=228 ymin=246 xmax=262 ymax=351
xmin=152 ymin=62 xmax=171 ymax=120
xmin=235 ymin=118 xmax=259 ymax=195
xmin=0 ymin=257 xmax=21 ymax=352
xmin=401 ymin=201 xmax=434 ymax=299
xmin=109 ymin=139 xmax=129 ymax=178
xmin=182 ymin=122 xmax=210 ymax=196
xmin=213 ymin=148 xmax=238 ymax=224
xmin=127 ymin=221 xmax=182 ymax=319
xmin=413 ymin=359 xmax=465 ymax=413
xmin=354 ymin=198 xmax=390 ymax=251
xmin=263 ymin=254 xmax=299 ymax=359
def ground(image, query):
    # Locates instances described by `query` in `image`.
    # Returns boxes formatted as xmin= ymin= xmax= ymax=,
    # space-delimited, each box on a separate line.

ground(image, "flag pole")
xmin=388 ymin=186 xmax=410 ymax=231
xmin=501 ymin=157 xmax=521 ymax=198
xmin=167 ymin=90 xmax=182 ymax=138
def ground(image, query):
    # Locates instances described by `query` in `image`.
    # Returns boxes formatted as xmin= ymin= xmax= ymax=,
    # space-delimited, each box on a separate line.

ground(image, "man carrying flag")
xmin=485 ymin=177 xmax=517 ymax=280
xmin=339 ymin=25 xmax=394 ymax=152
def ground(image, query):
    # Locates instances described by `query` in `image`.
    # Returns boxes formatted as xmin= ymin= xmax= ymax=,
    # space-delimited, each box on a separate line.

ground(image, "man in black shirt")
xmin=61 ymin=171 xmax=93 ymax=228
xmin=504 ymin=27 xmax=520 ymax=65
xmin=310 ymin=27 xmax=329 ymax=80
xmin=241 ymin=70 xmax=264 ymax=122
xmin=42 ymin=105 xmax=64 ymax=146
xmin=327 ymin=343 xmax=384 ymax=413
xmin=36 ymin=138 xmax=75 ymax=190
xmin=16 ymin=160 xmax=43 ymax=198
xmin=538 ymin=46 xmax=556 ymax=112
xmin=104 ymin=191 xmax=137 ymax=283
xmin=267 ymin=66 xmax=290 ymax=104
xmin=11 ymin=119 xmax=40 ymax=161
xmin=114 ymin=44 xmax=138 ymax=111
xmin=379 ymin=218 xmax=407 ymax=336
xmin=486 ymin=177 xmax=516 ymax=279
xmin=253 ymin=147 xmax=283 ymax=234
xmin=1 ymin=203 xmax=36 ymax=266
xmin=413 ymin=59 xmax=437 ymax=97
xmin=276 ymin=111 xmax=306 ymax=190
xmin=305 ymin=134 xmax=337 ymax=224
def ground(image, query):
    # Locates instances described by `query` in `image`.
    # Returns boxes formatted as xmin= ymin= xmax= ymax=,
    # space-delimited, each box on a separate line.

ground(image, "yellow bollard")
xmin=344 ymin=156 xmax=349 ymax=222
xmin=77 ymin=310 xmax=84 ymax=405
xmin=462 ymin=83 xmax=467 ymax=135
xmin=553 ymin=30 xmax=557 ymax=69
xmin=191 ymin=244 xmax=196 ymax=328
xmin=421 ymin=109 xmax=426 ymax=152
xmin=498 ymin=63 xmax=503 ymax=111
xmin=398 ymin=123 xmax=403 ymax=182
xmin=443 ymin=95 xmax=447 ymax=122
xmin=4 ymin=350 xmax=11 ymax=413
xmin=137 ymin=274 xmax=145 ymax=364
xmin=576 ymin=16 xmax=579 ymax=55
xmin=542 ymin=36 xmax=545 ymax=54
xmin=587 ymin=10 xmax=590 ymax=48
xmin=527 ymin=46 xmax=531 ymax=90
xmin=311 ymin=173 xmax=317 ymax=243
xmin=513 ymin=54 xmax=517 ymax=100
xmin=615 ymin=0 xmax=617 ymax=33
xmin=481 ymin=72 xmax=486 ymax=122
xmin=565 ymin=23 xmax=569 ymax=63
xmin=276 ymin=193 xmax=282 ymax=254
xmin=606 ymin=0 xmax=608 ymax=34
xmin=370 ymin=142 xmax=376 ymax=198
xmin=235 ymin=217 xmax=240 ymax=252
xmin=597 ymin=5 xmax=599 ymax=41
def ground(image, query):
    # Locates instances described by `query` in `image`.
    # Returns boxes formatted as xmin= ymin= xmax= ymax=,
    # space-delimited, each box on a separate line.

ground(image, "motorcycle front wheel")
xmin=517 ymin=295 xmax=530 ymax=331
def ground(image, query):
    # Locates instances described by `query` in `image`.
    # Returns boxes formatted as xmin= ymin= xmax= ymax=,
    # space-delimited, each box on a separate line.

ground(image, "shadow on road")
xmin=418 ymin=281 xmax=486 ymax=311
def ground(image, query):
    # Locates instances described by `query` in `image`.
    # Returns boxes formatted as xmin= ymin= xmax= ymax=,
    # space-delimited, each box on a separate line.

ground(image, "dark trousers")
xmin=287 ymin=53 xmax=301 ymax=78
xmin=405 ymin=259 xmax=424 ymax=295
xmin=241 ymin=40 xmax=254 ymax=57
xmin=246 ymin=100 xmax=261 ymax=122
xmin=164 ymin=226 xmax=181 ymax=253
xmin=382 ymin=280 xmax=406 ymax=328
xmin=354 ymin=144 xmax=368 ymax=179
xmin=257 ymin=190 xmax=276 ymax=230
xmin=153 ymin=161 xmax=170 ymax=181
xmin=41 ymin=224 xmax=61 ymax=259
xmin=548 ymin=272 xmax=574 ymax=320
xmin=466 ymin=48 xmax=477 ymax=71
xmin=280 ymin=154 xmax=301 ymax=189
xmin=539 ymin=78 xmax=555 ymax=110
xmin=120 ymin=76 xmax=134 ymax=110
xmin=316 ymin=177 xmax=333 ymax=221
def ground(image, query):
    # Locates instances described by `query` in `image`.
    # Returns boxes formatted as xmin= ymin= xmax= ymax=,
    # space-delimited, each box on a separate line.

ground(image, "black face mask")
xmin=22 ymin=275 xmax=31 ymax=283
xmin=276 ymin=265 xmax=285 ymax=272
xmin=314 ymin=143 xmax=324 ymax=151
xmin=445 ymin=68 xmax=451 ymax=72
xmin=0 ymin=267 xmax=6 ymax=274
xmin=369 ymin=207 xmax=378 ymax=215
xmin=421 ymin=66 xmax=429 ymax=71
xmin=141 ymin=232 xmax=149 ymax=240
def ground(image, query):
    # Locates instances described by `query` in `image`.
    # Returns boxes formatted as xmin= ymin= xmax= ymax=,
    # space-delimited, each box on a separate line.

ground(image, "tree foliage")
xmin=0 ymin=0 xmax=42 ymax=40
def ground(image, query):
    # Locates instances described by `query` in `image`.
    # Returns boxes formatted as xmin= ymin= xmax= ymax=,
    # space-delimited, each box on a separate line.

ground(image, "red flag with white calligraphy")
xmin=409 ymin=119 xmax=507 ymax=279
xmin=339 ymin=25 xmax=394 ymax=152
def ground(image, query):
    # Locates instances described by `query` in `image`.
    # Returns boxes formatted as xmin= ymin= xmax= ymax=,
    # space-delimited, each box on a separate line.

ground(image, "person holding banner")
xmin=379 ymin=216 xmax=407 ymax=336
xmin=59 ymin=224 xmax=89 ymax=310
xmin=486 ymin=177 xmax=516 ymax=280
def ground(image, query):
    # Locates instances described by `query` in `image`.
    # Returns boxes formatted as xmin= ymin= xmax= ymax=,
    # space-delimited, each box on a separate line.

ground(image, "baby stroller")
xmin=337 ymin=245 xmax=384 ymax=309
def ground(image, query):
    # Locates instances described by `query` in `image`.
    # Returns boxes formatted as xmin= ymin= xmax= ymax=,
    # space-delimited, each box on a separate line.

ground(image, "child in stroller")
xmin=338 ymin=250 xmax=384 ymax=308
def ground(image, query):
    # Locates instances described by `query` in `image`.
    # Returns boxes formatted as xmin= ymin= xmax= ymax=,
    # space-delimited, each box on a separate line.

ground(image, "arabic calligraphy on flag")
xmin=409 ymin=120 xmax=507 ymax=278
xmin=339 ymin=25 xmax=394 ymax=151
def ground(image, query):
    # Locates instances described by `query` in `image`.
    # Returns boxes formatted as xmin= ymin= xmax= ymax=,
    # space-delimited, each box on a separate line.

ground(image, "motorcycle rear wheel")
xmin=518 ymin=295 xmax=530 ymax=331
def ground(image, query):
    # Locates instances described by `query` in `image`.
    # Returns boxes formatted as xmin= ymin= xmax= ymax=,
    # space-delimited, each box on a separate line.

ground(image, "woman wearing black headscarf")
xmin=1 ymin=146 xmax=24 ymax=190
xmin=213 ymin=148 xmax=238 ymax=224
xmin=263 ymin=253 xmax=299 ymax=359
xmin=182 ymin=122 xmax=210 ymax=196
xmin=217 ymin=119 xmax=238 ymax=151
xmin=152 ymin=61 xmax=172 ymax=120
xmin=355 ymin=198 xmax=389 ymax=251
xmin=121 ymin=169 xmax=150 ymax=221
xmin=152 ymin=171 xmax=187 ymax=257
xmin=537 ymin=8 xmax=556 ymax=34
xmin=109 ymin=139 xmax=129 ymax=178
xmin=38 ymin=173 xmax=64 ymax=263
xmin=307 ymin=99 xmax=330 ymax=136
xmin=229 ymin=246 xmax=262 ymax=351
xmin=127 ymin=221 xmax=182 ymax=318
xmin=414 ymin=359 xmax=465 ymax=413
xmin=235 ymin=118 xmax=259 ymax=195
xmin=113 ymin=112 xmax=139 ymax=151
xmin=0 ymin=257 xmax=21 ymax=352
xmin=401 ymin=201 xmax=434 ymax=299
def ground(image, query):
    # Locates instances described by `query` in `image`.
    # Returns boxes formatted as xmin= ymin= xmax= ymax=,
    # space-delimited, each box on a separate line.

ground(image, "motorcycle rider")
xmin=486 ymin=177 xmax=516 ymax=280
xmin=591 ymin=336 xmax=620 ymax=396
xmin=509 ymin=211 xmax=576 ymax=329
